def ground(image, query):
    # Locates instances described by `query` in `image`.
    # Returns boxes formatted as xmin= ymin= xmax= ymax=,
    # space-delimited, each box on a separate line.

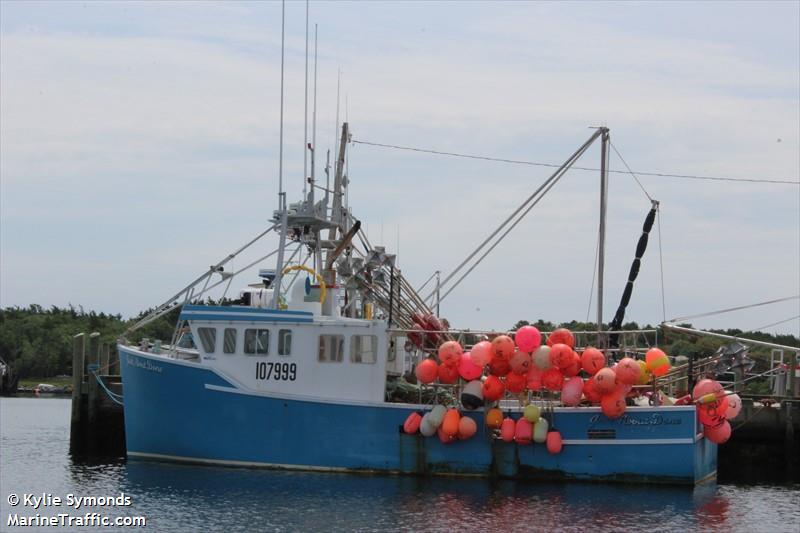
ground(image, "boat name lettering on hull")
xmin=590 ymin=413 xmax=682 ymax=426
xmin=126 ymin=355 xmax=163 ymax=373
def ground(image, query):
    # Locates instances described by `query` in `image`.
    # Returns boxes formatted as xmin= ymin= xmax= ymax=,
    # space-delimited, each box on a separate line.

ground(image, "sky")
xmin=1 ymin=1 xmax=799 ymax=336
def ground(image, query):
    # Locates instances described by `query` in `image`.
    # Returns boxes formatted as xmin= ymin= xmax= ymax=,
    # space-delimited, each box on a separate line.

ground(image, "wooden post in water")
xmin=70 ymin=333 xmax=85 ymax=443
xmin=101 ymin=343 xmax=110 ymax=376
xmin=87 ymin=333 xmax=101 ymax=429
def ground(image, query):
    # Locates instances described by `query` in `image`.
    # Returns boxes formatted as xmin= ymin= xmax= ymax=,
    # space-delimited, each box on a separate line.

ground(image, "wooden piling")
xmin=101 ymin=343 xmax=110 ymax=375
xmin=87 ymin=333 xmax=101 ymax=428
xmin=70 ymin=333 xmax=85 ymax=441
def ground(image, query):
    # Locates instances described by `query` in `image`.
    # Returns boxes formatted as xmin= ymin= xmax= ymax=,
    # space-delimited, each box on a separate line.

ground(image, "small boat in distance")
xmin=117 ymin=121 xmax=723 ymax=485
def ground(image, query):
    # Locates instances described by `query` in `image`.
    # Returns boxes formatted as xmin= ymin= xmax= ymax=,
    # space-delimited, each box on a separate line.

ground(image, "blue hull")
xmin=119 ymin=347 xmax=716 ymax=485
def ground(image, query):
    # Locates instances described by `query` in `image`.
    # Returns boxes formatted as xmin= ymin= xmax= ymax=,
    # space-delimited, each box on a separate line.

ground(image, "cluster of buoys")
xmin=412 ymin=326 xmax=675 ymax=422
xmin=408 ymin=312 xmax=449 ymax=349
xmin=402 ymin=406 xmax=478 ymax=443
xmin=693 ymin=379 xmax=740 ymax=444
xmin=485 ymin=406 xmax=563 ymax=454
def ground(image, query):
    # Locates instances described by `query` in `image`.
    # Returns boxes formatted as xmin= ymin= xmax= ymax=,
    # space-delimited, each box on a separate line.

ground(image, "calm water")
xmin=1 ymin=398 xmax=798 ymax=533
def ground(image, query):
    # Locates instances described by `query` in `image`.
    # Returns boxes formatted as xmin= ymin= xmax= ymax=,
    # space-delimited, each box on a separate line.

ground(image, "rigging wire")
xmin=585 ymin=232 xmax=600 ymax=323
xmin=749 ymin=315 xmax=800 ymax=333
xmin=610 ymin=142 xmax=653 ymax=202
xmin=352 ymin=139 xmax=800 ymax=186
xmin=666 ymin=295 xmax=800 ymax=324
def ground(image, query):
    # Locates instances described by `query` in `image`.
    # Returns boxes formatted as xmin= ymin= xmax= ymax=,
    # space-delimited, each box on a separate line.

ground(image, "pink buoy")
xmin=515 ymin=418 xmax=533 ymax=445
xmin=458 ymin=416 xmax=478 ymax=440
xmin=692 ymin=379 xmax=724 ymax=401
xmin=615 ymin=357 xmax=641 ymax=385
xmin=704 ymin=419 xmax=732 ymax=444
xmin=698 ymin=400 xmax=726 ymax=428
xmin=505 ymin=370 xmax=527 ymax=393
xmin=458 ymin=353 xmax=484 ymax=381
xmin=470 ymin=341 xmax=494 ymax=367
xmin=725 ymin=393 xmax=742 ymax=419
xmin=437 ymin=340 xmax=463 ymax=367
xmin=403 ymin=412 xmax=422 ymax=434
xmin=561 ymin=377 xmax=584 ymax=406
xmin=546 ymin=430 xmax=563 ymax=454
xmin=580 ymin=347 xmax=606 ymax=376
xmin=500 ymin=417 xmax=516 ymax=442
xmin=526 ymin=366 xmax=543 ymax=392
xmin=515 ymin=325 xmax=542 ymax=353
xmin=415 ymin=359 xmax=438 ymax=384
xmin=492 ymin=335 xmax=516 ymax=361
xmin=594 ymin=367 xmax=617 ymax=395
xmin=509 ymin=350 xmax=532 ymax=375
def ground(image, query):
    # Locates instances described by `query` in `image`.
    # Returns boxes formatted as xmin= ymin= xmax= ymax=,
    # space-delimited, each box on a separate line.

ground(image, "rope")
xmin=352 ymin=139 xmax=800 ymax=186
xmin=90 ymin=369 xmax=124 ymax=406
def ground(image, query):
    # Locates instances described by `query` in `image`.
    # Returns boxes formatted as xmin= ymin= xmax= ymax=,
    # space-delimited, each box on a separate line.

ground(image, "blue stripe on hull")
xmin=119 ymin=347 xmax=716 ymax=485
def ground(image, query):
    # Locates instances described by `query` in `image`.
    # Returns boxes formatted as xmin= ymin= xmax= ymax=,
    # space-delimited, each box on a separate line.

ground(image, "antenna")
xmin=311 ymin=23 xmax=318 ymax=198
xmin=303 ymin=0 xmax=309 ymax=199
xmin=278 ymin=0 xmax=285 ymax=205
xmin=334 ymin=69 xmax=341 ymax=177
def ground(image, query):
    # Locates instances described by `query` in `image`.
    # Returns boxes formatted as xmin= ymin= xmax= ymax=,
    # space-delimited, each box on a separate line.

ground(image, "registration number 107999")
xmin=255 ymin=362 xmax=297 ymax=381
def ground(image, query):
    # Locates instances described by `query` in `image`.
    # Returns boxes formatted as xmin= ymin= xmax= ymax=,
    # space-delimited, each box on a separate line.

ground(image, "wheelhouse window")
xmin=318 ymin=334 xmax=344 ymax=362
xmin=244 ymin=329 xmax=269 ymax=355
xmin=351 ymin=335 xmax=378 ymax=364
xmin=223 ymin=328 xmax=237 ymax=354
xmin=197 ymin=327 xmax=216 ymax=353
xmin=278 ymin=329 xmax=292 ymax=356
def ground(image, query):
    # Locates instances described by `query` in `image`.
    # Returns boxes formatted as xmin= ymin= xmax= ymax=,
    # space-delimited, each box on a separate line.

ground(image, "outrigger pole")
xmin=597 ymin=128 xmax=610 ymax=347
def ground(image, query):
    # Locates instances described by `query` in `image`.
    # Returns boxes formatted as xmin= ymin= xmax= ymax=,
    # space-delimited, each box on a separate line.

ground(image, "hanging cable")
xmin=352 ymin=139 xmax=800 ymax=186
xmin=610 ymin=142 xmax=653 ymax=202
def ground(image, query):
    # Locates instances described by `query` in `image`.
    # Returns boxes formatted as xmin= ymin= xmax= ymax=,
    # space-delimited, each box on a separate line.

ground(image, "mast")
xmin=272 ymin=0 xmax=288 ymax=309
xmin=302 ymin=0 xmax=309 ymax=200
xmin=597 ymin=128 xmax=610 ymax=346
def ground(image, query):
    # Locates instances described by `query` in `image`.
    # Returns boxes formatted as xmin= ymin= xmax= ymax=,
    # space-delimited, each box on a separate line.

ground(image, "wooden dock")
xmin=69 ymin=332 xmax=126 ymax=457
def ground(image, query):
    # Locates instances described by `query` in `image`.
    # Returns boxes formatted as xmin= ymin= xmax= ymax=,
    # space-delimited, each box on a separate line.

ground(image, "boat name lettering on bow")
xmin=255 ymin=362 xmax=297 ymax=381
xmin=125 ymin=355 xmax=162 ymax=374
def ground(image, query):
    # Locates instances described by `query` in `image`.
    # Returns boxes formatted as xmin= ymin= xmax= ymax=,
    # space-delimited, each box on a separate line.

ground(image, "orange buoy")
xmin=437 ymin=425 xmax=457 ymax=444
xmin=515 ymin=418 xmax=533 ymax=445
xmin=500 ymin=417 xmax=515 ymax=442
xmin=541 ymin=367 xmax=564 ymax=391
xmin=645 ymin=347 xmax=670 ymax=376
xmin=549 ymin=343 xmax=574 ymax=371
xmin=547 ymin=328 xmax=575 ymax=348
xmin=546 ymin=430 xmax=563 ymax=454
xmin=505 ymin=370 xmax=527 ymax=393
xmin=458 ymin=416 xmax=478 ymax=440
xmin=442 ymin=408 xmax=461 ymax=437
xmin=563 ymin=351 xmax=581 ymax=377
xmin=482 ymin=375 xmax=506 ymax=401
xmin=491 ymin=335 xmax=516 ymax=361
xmin=601 ymin=392 xmax=626 ymax=419
xmin=403 ymin=412 xmax=422 ymax=434
xmin=437 ymin=361 xmax=459 ymax=384
xmin=615 ymin=357 xmax=641 ymax=385
xmin=594 ymin=367 xmax=617 ymax=395
xmin=415 ymin=359 xmax=438 ymax=384
xmin=486 ymin=407 xmax=503 ymax=429
xmin=488 ymin=357 xmax=511 ymax=377
xmin=583 ymin=377 xmax=602 ymax=404
xmin=580 ymin=347 xmax=606 ymax=375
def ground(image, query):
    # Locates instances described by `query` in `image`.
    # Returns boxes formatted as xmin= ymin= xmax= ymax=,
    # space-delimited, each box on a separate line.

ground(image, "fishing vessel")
xmin=117 ymin=118 xmax=726 ymax=485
